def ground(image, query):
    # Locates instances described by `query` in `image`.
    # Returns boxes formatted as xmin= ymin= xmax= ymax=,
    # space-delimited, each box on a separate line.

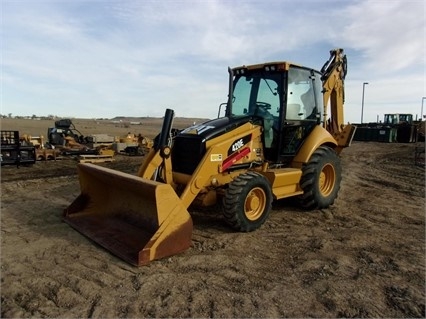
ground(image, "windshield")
xmin=230 ymin=72 xmax=282 ymax=120
xmin=384 ymin=114 xmax=413 ymax=124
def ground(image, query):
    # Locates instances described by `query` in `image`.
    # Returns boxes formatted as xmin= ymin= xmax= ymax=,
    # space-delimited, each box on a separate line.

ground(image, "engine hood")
xmin=179 ymin=115 xmax=258 ymax=141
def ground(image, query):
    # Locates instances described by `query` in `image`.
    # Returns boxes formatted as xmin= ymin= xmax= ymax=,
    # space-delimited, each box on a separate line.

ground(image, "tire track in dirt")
xmin=1 ymin=142 xmax=425 ymax=317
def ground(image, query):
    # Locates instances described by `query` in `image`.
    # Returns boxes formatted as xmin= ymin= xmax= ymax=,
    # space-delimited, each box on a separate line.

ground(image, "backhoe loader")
xmin=64 ymin=48 xmax=355 ymax=266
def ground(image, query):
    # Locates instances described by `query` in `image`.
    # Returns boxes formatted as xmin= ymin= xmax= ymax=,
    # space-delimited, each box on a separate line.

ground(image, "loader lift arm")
xmin=137 ymin=108 xmax=175 ymax=185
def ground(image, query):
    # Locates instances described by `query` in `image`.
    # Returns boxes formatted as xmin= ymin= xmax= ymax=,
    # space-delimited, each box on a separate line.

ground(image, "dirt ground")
xmin=1 ymin=118 xmax=425 ymax=318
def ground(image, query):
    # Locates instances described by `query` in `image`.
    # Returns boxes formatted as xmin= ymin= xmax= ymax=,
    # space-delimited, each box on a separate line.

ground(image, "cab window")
xmin=287 ymin=67 xmax=322 ymax=121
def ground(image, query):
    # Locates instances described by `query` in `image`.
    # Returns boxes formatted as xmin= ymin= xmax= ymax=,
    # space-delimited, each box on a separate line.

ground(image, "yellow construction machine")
xmin=64 ymin=48 xmax=355 ymax=266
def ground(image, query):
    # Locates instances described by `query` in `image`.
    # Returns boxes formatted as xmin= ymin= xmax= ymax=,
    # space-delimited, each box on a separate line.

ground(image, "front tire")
xmin=299 ymin=146 xmax=342 ymax=209
xmin=222 ymin=172 xmax=272 ymax=232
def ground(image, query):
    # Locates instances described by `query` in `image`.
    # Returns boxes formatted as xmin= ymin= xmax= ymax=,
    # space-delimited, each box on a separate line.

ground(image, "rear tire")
xmin=222 ymin=172 xmax=272 ymax=232
xmin=299 ymin=146 xmax=341 ymax=209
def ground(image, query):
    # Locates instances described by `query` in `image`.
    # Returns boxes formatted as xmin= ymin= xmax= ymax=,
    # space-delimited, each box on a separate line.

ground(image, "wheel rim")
xmin=319 ymin=163 xmax=335 ymax=196
xmin=244 ymin=187 xmax=266 ymax=221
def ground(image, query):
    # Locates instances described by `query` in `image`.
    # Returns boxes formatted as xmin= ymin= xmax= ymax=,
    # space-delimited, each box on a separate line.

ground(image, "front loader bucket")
xmin=63 ymin=163 xmax=192 ymax=266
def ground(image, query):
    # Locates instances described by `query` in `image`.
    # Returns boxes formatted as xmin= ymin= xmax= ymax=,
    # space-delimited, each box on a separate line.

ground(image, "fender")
xmin=292 ymin=125 xmax=337 ymax=167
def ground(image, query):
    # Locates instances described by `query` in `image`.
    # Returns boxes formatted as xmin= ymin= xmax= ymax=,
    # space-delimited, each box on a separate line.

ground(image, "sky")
xmin=1 ymin=0 xmax=425 ymax=123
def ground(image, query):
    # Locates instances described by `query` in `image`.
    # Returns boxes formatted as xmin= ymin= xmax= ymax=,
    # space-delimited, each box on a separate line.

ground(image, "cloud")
xmin=334 ymin=0 xmax=424 ymax=74
xmin=1 ymin=0 xmax=425 ymax=122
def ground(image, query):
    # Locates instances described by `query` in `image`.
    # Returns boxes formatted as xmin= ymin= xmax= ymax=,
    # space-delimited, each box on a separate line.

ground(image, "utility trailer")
xmin=1 ymin=131 xmax=36 ymax=167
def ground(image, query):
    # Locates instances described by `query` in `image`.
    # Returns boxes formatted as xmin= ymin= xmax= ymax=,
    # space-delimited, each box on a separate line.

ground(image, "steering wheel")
xmin=254 ymin=102 xmax=272 ymax=118
xmin=255 ymin=101 xmax=272 ymax=112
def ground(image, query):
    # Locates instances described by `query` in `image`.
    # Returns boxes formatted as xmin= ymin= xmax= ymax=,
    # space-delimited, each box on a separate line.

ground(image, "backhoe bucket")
xmin=63 ymin=163 xmax=192 ymax=266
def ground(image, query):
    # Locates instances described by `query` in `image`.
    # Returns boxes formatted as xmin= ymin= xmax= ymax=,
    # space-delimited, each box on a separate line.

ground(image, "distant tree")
xmin=8 ymin=113 xmax=12 ymax=118
xmin=31 ymin=114 xmax=37 ymax=119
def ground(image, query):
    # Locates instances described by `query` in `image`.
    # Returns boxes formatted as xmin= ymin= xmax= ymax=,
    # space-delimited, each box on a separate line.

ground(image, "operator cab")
xmin=384 ymin=113 xmax=413 ymax=125
xmin=226 ymin=63 xmax=324 ymax=164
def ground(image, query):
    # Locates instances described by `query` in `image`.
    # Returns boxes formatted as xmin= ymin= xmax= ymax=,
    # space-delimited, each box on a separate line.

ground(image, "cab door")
xmin=276 ymin=67 xmax=324 ymax=164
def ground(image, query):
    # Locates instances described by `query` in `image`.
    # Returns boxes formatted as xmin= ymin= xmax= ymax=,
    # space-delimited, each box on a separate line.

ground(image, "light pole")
xmin=361 ymin=82 xmax=369 ymax=124
xmin=422 ymin=97 xmax=426 ymax=120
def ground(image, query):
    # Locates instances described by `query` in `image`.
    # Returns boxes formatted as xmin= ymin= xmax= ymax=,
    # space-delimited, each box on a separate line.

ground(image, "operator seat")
xmin=301 ymin=87 xmax=317 ymax=119
xmin=263 ymin=112 xmax=275 ymax=148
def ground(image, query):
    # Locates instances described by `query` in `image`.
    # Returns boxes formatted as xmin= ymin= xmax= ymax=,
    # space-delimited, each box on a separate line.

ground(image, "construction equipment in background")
xmin=57 ymin=136 xmax=97 ymax=156
xmin=47 ymin=118 xmax=116 ymax=156
xmin=35 ymin=148 xmax=62 ymax=161
xmin=1 ymin=131 xmax=36 ymax=167
xmin=384 ymin=113 xmax=417 ymax=143
xmin=78 ymin=154 xmax=115 ymax=163
xmin=47 ymin=119 xmax=94 ymax=155
xmin=20 ymin=134 xmax=44 ymax=148
xmin=354 ymin=113 xmax=418 ymax=143
xmin=64 ymin=48 xmax=355 ymax=266
xmin=20 ymin=134 xmax=62 ymax=161
xmin=47 ymin=119 xmax=86 ymax=146
xmin=85 ymin=134 xmax=116 ymax=149
xmin=113 ymin=133 xmax=154 ymax=156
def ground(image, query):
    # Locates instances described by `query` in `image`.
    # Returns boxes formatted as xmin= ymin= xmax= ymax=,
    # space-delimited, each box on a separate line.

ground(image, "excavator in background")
xmin=64 ymin=48 xmax=355 ymax=266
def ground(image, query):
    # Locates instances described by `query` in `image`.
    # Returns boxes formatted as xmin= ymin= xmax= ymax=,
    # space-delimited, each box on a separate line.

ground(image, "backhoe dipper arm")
xmin=320 ymin=48 xmax=355 ymax=151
